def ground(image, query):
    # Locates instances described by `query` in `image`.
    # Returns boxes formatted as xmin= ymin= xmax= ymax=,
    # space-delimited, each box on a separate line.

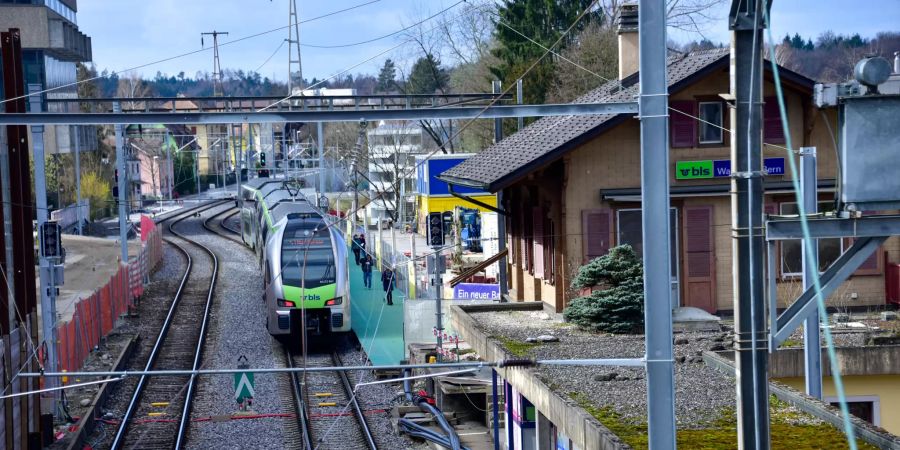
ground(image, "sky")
xmin=75 ymin=0 xmax=900 ymax=83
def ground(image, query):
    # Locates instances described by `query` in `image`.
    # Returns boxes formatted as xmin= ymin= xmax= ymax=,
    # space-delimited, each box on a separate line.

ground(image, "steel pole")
xmin=497 ymin=190 xmax=508 ymax=299
xmin=114 ymin=102 xmax=129 ymax=266
xmin=29 ymin=85 xmax=61 ymax=415
xmin=730 ymin=1 xmax=771 ymax=447
xmin=492 ymin=81 xmax=503 ymax=143
xmin=164 ymin=129 xmax=172 ymax=202
xmin=433 ymin=249 xmax=444 ymax=362
xmin=516 ymin=79 xmax=524 ymax=131
xmin=800 ymin=146 xmax=822 ymax=399
xmin=638 ymin=0 xmax=676 ymax=448
xmin=75 ymin=126 xmax=83 ymax=234
xmin=318 ymin=122 xmax=325 ymax=194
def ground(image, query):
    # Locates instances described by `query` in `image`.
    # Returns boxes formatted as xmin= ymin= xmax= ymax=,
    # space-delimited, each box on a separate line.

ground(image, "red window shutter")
xmin=764 ymin=96 xmax=786 ymax=144
xmin=850 ymin=238 xmax=883 ymax=275
xmin=684 ymin=206 xmax=717 ymax=313
xmin=670 ymin=101 xmax=696 ymax=148
xmin=582 ymin=209 xmax=613 ymax=263
xmin=533 ymin=207 xmax=545 ymax=279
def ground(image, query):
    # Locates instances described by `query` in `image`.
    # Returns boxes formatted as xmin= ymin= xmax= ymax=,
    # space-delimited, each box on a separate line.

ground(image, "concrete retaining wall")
xmin=715 ymin=346 xmax=900 ymax=378
xmin=451 ymin=302 xmax=629 ymax=450
xmin=703 ymin=351 xmax=900 ymax=450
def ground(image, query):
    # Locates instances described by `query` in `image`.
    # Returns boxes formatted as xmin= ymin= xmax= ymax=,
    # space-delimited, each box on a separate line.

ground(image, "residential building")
xmin=366 ymin=120 xmax=430 ymax=227
xmin=439 ymin=11 xmax=897 ymax=314
xmin=0 ymin=0 xmax=94 ymax=154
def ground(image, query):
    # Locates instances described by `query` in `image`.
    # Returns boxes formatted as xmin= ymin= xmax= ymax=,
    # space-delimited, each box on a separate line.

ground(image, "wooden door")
xmin=683 ymin=206 xmax=716 ymax=313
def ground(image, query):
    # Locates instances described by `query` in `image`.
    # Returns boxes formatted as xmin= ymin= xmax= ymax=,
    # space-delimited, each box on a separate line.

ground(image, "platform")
xmin=349 ymin=245 xmax=407 ymax=365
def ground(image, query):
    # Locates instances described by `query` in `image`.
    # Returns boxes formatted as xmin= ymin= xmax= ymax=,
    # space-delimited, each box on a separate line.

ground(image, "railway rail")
xmin=287 ymin=348 xmax=378 ymax=450
xmin=109 ymin=201 xmax=224 ymax=449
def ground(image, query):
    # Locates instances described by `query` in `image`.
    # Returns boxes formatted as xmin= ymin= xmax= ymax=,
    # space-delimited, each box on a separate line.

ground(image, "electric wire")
xmin=0 ymin=0 xmax=383 ymax=106
xmin=256 ymin=2 xmax=473 ymax=112
xmin=762 ymin=6 xmax=858 ymax=449
xmin=255 ymin=39 xmax=287 ymax=74
xmin=301 ymin=1 xmax=465 ymax=49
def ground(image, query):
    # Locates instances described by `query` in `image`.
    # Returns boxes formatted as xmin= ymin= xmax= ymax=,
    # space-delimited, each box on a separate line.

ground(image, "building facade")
xmin=0 ymin=0 xmax=93 ymax=154
xmin=366 ymin=120 xmax=430 ymax=227
xmin=441 ymin=28 xmax=897 ymax=314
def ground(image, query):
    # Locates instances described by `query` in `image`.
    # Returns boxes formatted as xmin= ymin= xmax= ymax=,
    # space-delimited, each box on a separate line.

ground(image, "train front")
xmin=266 ymin=217 xmax=351 ymax=340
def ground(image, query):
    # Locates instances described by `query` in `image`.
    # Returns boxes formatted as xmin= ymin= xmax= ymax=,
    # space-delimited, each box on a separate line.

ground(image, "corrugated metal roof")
xmin=439 ymin=48 xmax=731 ymax=191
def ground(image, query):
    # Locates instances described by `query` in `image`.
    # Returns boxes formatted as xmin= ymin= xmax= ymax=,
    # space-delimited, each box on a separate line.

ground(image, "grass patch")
xmin=781 ymin=338 xmax=803 ymax=348
xmin=494 ymin=336 xmax=540 ymax=357
xmin=569 ymin=393 xmax=877 ymax=449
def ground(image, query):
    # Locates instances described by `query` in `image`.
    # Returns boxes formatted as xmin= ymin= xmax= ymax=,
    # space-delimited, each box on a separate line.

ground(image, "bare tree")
xmin=116 ymin=72 xmax=151 ymax=110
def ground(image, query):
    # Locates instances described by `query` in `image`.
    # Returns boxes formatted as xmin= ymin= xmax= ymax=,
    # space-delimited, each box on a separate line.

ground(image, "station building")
xmin=439 ymin=19 xmax=899 ymax=315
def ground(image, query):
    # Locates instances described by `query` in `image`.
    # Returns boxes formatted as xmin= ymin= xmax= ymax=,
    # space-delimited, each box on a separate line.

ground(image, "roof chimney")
xmin=617 ymin=3 xmax=639 ymax=80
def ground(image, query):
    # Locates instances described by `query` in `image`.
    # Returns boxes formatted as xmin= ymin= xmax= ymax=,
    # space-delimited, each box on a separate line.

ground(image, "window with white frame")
xmin=780 ymin=202 xmax=843 ymax=277
xmin=826 ymin=396 xmax=879 ymax=426
xmin=698 ymin=101 xmax=724 ymax=144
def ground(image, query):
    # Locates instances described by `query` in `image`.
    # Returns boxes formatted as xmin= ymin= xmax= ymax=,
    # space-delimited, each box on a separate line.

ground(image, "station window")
xmin=779 ymin=202 xmax=843 ymax=277
xmin=698 ymin=101 xmax=723 ymax=144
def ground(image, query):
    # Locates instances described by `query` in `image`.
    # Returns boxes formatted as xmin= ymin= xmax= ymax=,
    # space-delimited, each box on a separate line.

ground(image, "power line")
xmin=301 ymin=1 xmax=465 ymax=49
xmin=0 ymin=0 xmax=382 ymax=105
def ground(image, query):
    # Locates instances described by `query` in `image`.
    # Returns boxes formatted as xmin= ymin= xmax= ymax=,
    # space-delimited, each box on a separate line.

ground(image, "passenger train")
xmin=239 ymin=179 xmax=351 ymax=340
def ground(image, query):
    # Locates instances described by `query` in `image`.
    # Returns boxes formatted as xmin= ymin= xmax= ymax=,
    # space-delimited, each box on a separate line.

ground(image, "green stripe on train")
xmin=282 ymin=284 xmax=337 ymax=309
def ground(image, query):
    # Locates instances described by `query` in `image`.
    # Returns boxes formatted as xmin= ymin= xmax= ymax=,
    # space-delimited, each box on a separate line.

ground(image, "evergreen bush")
xmin=564 ymin=245 xmax=645 ymax=334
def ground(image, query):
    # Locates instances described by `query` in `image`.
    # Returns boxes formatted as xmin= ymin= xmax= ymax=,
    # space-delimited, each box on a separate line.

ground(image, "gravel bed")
xmin=82 ymin=224 xmax=190 ymax=448
xmin=338 ymin=339 xmax=429 ymax=450
xmin=471 ymin=309 xmax=737 ymax=427
xmin=184 ymin=203 xmax=298 ymax=449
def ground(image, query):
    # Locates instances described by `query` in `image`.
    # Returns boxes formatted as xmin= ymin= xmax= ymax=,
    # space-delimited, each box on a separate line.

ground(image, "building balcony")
xmin=48 ymin=18 xmax=91 ymax=61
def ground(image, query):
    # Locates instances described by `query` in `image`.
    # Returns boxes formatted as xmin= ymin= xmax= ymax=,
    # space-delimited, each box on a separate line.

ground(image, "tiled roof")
xmin=439 ymin=48 xmax=731 ymax=191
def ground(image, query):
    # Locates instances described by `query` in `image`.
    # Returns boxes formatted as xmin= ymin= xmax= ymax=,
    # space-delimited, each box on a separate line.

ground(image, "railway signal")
xmin=428 ymin=212 xmax=444 ymax=246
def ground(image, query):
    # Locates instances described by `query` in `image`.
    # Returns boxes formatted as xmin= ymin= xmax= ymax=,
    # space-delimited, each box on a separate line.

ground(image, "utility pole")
xmin=800 ymin=146 xmax=822 ymax=399
xmin=201 ymin=31 xmax=228 ymax=97
xmin=29 ymin=85 xmax=63 ymax=417
xmin=317 ymin=122 xmax=325 ymax=194
xmin=114 ymin=101 xmax=129 ymax=266
xmin=516 ymin=79 xmax=524 ymax=131
xmin=433 ymin=249 xmax=444 ymax=362
xmin=637 ymin=0 xmax=677 ymax=447
xmin=286 ymin=0 xmax=304 ymax=94
xmin=730 ymin=0 xmax=770 ymax=447
xmin=164 ymin=129 xmax=172 ymax=201
xmin=492 ymin=81 xmax=502 ymax=143
xmin=75 ymin=126 xmax=83 ymax=234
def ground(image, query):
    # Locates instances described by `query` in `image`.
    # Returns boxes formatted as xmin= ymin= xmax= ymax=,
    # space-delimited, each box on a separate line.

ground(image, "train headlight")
xmin=277 ymin=299 xmax=296 ymax=308
xmin=325 ymin=297 xmax=343 ymax=306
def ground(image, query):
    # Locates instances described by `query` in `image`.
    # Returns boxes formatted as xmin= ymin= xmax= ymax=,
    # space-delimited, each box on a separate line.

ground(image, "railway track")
xmin=110 ymin=201 xmax=225 ymax=449
xmin=203 ymin=207 xmax=242 ymax=244
xmin=287 ymin=349 xmax=378 ymax=450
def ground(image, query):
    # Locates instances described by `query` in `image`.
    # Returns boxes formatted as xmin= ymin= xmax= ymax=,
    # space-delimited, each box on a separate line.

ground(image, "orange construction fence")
xmin=57 ymin=216 xmax=164 ymax=373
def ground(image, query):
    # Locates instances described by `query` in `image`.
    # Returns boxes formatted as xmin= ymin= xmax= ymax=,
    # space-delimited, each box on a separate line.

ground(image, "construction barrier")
xmin=56 ymin=216 xmax=163 ymax=373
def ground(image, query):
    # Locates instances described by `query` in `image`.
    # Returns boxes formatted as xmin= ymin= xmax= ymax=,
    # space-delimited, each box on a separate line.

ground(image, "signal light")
xmin=428 ymin=212 xmax=444 ymax=246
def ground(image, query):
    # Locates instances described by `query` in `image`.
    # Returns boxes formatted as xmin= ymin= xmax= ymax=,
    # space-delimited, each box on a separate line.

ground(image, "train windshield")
xmin=281 ymin=248 xmax=335 ymax=288
xmin=280 ymin=222 xmax=335 ymax=288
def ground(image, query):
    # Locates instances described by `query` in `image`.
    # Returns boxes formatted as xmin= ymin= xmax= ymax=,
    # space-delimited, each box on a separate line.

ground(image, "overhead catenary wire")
xmin=256 ymin=2 xmax=472 ymax=112
xmin=0 ymin=0 xmax=383 ymax=106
